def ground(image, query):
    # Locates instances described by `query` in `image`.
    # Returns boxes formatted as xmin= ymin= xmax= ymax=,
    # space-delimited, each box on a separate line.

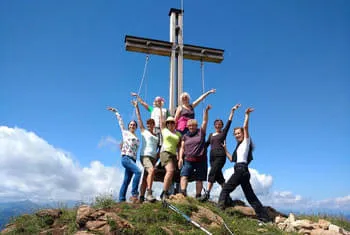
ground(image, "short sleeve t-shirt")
xmin=148 ymin=106 xmax=169 ymax=128
xmin=161 ymin=128 xmax=181 ymax=155
xmin=140 ymin=129 xmax=159 ymax=158
xmin=183 ymin=129 xmax=206 ymax=162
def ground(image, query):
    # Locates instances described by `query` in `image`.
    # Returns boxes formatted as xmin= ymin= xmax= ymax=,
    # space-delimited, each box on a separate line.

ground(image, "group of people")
xmin=107 ymin=89 xmax=270 ymax=221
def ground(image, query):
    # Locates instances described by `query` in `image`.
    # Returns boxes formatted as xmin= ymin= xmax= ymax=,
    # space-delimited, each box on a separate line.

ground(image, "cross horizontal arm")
xmin=125 ymin=35 xmax=224 ymax=63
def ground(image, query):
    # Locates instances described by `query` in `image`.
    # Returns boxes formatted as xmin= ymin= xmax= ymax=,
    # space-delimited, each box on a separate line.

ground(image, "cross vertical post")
xmin=125 ymin=8 xmax=224 ymax=115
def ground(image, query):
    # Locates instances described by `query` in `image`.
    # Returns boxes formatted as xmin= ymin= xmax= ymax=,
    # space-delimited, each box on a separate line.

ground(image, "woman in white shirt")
xmin=218 ymin=107 xmax=271 ymax=222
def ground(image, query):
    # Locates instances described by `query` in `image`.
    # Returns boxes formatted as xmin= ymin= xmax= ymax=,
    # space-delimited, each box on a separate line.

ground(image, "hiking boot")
xmin=129 ymin=195 xmax=140 ymax=203
xmin=199 ymin=191 xmax=210 ymax=202
xmin=160 ymin=190 xmax=169 ymax=201
xmin=146 ymin=189 xmax=156 ymax=202
xmin=139 ymin=195 xmax=145 ymax=203
xmin=217 ymin=200 xmax=226 ymax=210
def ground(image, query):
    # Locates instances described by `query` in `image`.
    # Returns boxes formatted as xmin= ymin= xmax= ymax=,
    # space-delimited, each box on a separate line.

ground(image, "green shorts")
xmin=140 ymin=155 xmax=157 ymax=170
xmin=160 ymin=151 xmax=176 ymax=167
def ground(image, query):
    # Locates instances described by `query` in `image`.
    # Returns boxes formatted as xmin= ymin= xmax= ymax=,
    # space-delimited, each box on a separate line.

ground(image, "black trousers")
xmin=218 ymin=163 xmax=264 ymax=214
xmin=208 ymin=157 xmax=226 ymax=185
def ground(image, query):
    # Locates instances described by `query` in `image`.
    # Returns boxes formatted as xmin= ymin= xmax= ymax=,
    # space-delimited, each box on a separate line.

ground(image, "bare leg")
xmin=140 ymin=170 xmax=147 ymax=197
xmin=163 ymin=161 xmax=175 ymax=191
xmin=180 ymin=176 xmax=188 ymax=193
xmin=196 ymin=181 xmax=203 ymax=195
xmin=146 ymin=167 xmax=155 ymax=190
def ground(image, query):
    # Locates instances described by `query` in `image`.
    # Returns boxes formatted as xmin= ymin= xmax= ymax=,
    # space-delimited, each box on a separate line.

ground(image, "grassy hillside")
xmin=1 ymin=196 xmax=349 ymax=235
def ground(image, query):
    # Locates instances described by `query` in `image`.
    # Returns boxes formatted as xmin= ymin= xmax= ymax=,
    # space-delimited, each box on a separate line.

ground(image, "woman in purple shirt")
xmin=178 ymin=105 xmax=211 ymax=198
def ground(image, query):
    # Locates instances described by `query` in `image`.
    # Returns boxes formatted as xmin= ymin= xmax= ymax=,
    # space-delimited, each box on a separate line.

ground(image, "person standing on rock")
xmin=107 ymin=106 xmax=141 ymax=203
xmin=159 ymin=102 xmax=182 ymax=200
xmin=174 ymin=89 xmax=216 ymax=135
xmin=178 ymin=105 xmax=211 ymax=199
xmin=199 ymin=104 xmax=241 ymax=202
xmin=132 ymin=100 xmax=159 ymax=203
xmin=217 ymin=107 xmax=270 ymax=222
xmin=131 ymin=92 xmax=169 ymax=147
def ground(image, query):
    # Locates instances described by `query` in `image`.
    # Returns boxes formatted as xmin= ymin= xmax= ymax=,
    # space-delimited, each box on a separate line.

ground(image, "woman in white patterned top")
xmin=108 ymin=106 xmax=141 ymax=203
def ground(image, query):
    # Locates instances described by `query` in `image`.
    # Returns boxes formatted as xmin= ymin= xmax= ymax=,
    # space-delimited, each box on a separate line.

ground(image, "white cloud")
xmin=0 ymin=126 xmax=123 ymax=203
xmin=98 ymin=136 xmax=121 ymax=151
xmin=1 ymin=126 xmax=349 ymax=213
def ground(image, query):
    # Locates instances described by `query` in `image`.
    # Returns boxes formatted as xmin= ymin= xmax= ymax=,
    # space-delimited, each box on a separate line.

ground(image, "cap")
xmin=154 ymin=96 xmax=165 ymax=102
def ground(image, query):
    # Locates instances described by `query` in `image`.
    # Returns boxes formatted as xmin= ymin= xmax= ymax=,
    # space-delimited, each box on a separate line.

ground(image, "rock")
xmin=76 ymin=205 xmax=95 ymax=227
xmin=191 ymin=205 xmax=223 ymax=228
xmin=310 ymin=229 xmax=340 ymax=235
xmin=39 ymin=226 xmax=67 ymax=235
xmin=292 ymin=219 xmax=314 ymax=230
xmin=298 ymin=228 xmax=312 ymax=234
xmin=231 ymin=205 xmax=255 ymax=216
xmin=74 ymin=231 xmax=95 ymax=235
xmin=275 ymin=215 xmax=286 ymax=224
xmin=328 ymin=224 xmax=342 ymax=234
xmin=318 ymin=219 xmax=331 ymax=230
xmin=85 ymin=220 xmax=108 ymax=230
xmin=35 ymin=209 xmax=63 ymax=225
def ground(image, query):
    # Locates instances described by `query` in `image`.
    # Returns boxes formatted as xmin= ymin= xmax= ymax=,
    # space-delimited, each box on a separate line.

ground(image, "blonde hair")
xmin=187 ymin=119 xmax=198 ymax=126
xmin=180 ymin=92 xmax=191 ymax=103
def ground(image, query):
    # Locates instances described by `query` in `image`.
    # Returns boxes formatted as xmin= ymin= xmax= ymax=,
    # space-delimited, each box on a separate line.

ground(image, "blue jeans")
xmin=119 ymin=156 xmax=141 ymax=202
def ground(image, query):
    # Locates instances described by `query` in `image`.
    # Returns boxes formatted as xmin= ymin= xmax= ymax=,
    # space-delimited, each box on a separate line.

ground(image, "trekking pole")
xmin=163 ymin=200 xmax=212 ymax=235
xmin=223 ymin=221 xmax=234 ymax=235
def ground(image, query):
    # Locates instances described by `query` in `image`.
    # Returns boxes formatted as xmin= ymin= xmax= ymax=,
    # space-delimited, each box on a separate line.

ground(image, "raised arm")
xmin=159 ymin=101 xmax=166 ymax=129
xmin=223 ymin=104 xmax=241 ymax=136
xmin=132 ymin=100 xmax=145 ymax=131
xmin=131 ymin=92 xmax=150 ymax=111
xmin=192 ymin=89 xmax=216 ymax=108
xmin=228 ymin=104 xmax=241 ymax=121
xmin=201 ymin=105 xmax=211 ymax=132
xmin=107 ymin=107 xmax=125 ymax=131
xmin=243 ymin=107 xmax=254 ymax=139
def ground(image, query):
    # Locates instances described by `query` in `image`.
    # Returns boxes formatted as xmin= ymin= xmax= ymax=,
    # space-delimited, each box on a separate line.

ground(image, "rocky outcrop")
xmin=1 ymin=200 xmax=349 ymax=235
xmin=75 ymin=205 xmax=133 ymax=235
xmin=275 ymin=213 xmax=350 ymax=235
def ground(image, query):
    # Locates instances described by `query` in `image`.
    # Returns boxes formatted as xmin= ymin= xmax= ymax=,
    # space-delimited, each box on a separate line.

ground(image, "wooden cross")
xmin=125 ymin=8 xmax=224 ymax=115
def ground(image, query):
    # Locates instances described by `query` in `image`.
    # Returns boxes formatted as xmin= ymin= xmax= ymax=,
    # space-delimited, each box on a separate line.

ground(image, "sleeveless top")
xmin=176 ymin=105 xmax=195 ymax=132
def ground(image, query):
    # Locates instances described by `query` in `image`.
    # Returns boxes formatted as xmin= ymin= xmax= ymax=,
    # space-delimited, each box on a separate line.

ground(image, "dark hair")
xmin=214 ymin=119 xmax=224 ymax=126
xmin=128 ymin=120 xmax=138 ymax=128
xmin=146 ymin=118 xmax=155 ymax=125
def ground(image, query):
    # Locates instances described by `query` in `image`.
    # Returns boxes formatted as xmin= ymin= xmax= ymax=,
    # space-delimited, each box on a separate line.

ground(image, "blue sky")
xmin=1 ymin=0 xmax=349 ymax=212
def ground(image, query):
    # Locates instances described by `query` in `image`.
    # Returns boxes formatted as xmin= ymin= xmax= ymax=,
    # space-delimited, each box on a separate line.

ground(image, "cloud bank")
xmin=0 ymin=126 xmax=349 ymax=213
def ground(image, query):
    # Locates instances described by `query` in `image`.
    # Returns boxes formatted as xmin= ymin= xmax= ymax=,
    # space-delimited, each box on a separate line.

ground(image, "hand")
xmin=232 ymin=104 xmax=241 ymax=111
xmin=221 ymin=140 xmax=227 ymax=150
xmin=205 ymin=104 xmax=212 ymax=111
xmin=245 ymin=107 xmax=254 ymax=114
xmin=178 ymin=158 xmax=183 ymax=169
xmin=107 ymin=107 xmax=117 ymax=113
xmin=209 ymin=88 xmax=216 ymax=94
xmin=131 ymin=100 xmax=138 ymax=107
xmin=130 ymin=92 xmax=138 ymax=97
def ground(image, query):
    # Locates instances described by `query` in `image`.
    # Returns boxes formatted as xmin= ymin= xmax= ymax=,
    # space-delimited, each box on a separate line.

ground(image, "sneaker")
xmin=129 ymin=195 xmax=140 ymax=203
xmin=199 ymin=192 xmax=210 ymax=202
xmin=146 ymin=190 xmax=156 ymax=202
